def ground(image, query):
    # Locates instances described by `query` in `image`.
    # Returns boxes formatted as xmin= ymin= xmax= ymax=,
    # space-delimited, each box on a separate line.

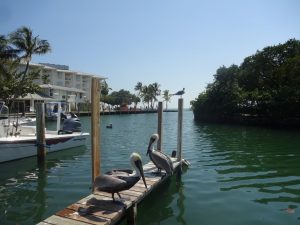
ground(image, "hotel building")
xmin=19 ymin=62 xmax=106 ymax=112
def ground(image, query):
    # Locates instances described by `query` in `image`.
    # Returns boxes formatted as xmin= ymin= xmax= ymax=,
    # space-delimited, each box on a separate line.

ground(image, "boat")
xmin=0 ymin=101 xmax=36 ymax=125
xmin=0 ymin=102 xmax=89 ymax=163
xmin=45 ymin=101 xmax=76 ymax=121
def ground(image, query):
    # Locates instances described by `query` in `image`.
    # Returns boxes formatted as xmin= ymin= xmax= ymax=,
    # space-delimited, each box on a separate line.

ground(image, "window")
xmin=57 ymin=72 xmax=63 ymax=79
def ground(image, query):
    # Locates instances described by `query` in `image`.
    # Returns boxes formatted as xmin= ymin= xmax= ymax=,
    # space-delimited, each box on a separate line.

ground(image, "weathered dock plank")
xmin=40 ymin=214 xmax=89 ymax=225
xmin=37 ymin=158 xmax=182 ymax=225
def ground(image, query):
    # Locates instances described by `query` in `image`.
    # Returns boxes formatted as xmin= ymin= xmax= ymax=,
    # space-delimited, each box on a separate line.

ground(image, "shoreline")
xmin=23 ymin=109 xmax=180 ymax=118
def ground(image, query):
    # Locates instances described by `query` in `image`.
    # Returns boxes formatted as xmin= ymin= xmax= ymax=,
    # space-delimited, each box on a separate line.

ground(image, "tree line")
xmin=191 ymin=39 xmax=300 ymax=126
xmin=101 ymin=82 xmax=173 ymax=110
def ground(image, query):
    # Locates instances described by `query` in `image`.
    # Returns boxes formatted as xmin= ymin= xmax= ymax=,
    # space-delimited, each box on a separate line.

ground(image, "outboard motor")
xmin=58 ymin=117 xmax=82 ymax=134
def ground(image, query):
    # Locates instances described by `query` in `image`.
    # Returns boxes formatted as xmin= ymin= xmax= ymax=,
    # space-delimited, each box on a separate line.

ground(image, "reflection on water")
xmin=1 ymin=111 xmax=300 ymax=225
xmin=136 ymin=170 xmax=188 ymax=225
xmin=0 ymin=147 xmax=87 ymax=225
xmin=186 ymin=122 xmax=300 ymax=225
xmin=199 ymin=124 xmax=300 ymax=206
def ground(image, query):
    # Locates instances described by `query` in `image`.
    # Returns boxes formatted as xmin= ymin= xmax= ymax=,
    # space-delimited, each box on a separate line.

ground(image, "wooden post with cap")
xmin=157 ymin=101 xmax=163 ymax=151
xmin=91 ymin=78 xmax=101 ymax=190
xmin=177 ymin=98 xmax=183 ymax=162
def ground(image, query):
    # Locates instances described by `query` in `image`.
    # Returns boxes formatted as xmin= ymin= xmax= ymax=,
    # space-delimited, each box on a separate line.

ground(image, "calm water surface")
xmin=0 ymin=110 xmax=300 ymax=225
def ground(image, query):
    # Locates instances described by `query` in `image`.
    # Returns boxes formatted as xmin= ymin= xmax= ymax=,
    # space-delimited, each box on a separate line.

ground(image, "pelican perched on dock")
xmin=93 ymin=152 xmax=147 ymax=201
xmin=147 ymin=133 xmax=174 ymax=175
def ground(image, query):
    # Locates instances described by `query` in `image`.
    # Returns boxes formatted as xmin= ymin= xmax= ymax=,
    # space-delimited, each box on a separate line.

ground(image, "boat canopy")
xmin=0 ymin=102 xmax=9 ymax=119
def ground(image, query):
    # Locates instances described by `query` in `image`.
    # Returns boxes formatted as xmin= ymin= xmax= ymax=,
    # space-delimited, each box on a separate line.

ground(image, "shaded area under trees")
xmin=191 ymin=39 xmax=300 ymax=127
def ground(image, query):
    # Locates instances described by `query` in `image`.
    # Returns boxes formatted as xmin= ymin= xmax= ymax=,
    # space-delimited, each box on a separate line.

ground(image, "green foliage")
xmin=104 ymin=89 xmax=136 ymax=106
xmin=162 ymin=90 xmax=171 ymax=109
xmin=100 ymin=80 xmax=111 ymax=96
xmin=191 ymin=39 xmax=300 ymax=122
xmin=135 ymin=82 xmax=161 ymax=108
xmin=0 ymin=26 xmax=51 ymax=105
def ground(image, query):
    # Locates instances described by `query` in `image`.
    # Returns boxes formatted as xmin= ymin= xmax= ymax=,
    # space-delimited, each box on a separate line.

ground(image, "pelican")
xmin=147 ymin=133 xmax=174 ymax=175
xmin=93 ymin=152 xmax=147 ymax=201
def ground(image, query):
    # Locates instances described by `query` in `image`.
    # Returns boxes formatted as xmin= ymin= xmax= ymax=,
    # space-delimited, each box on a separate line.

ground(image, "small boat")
xmin=0 ymin=102 xmax=89 ymax=163
xmin=106 ymin=123 xmax=112 ymax=128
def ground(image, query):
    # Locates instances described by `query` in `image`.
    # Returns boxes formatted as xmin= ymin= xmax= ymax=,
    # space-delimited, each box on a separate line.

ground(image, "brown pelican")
xmin=93 ymin=152 xmax=147 ymax=201
xmin=147 ymin=133 xmax=174 ymax=175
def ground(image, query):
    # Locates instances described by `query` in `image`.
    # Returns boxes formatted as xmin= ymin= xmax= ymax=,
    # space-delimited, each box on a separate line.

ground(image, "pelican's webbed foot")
xmin=151 ymin=168 xmax=164 ymax=176
xmin=117 ymin=192 xmax=122 ymax=199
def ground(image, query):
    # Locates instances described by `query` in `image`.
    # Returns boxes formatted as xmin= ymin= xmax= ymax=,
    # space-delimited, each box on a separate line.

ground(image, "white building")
xmin=19 ymin=62 xmax=106 ymax=112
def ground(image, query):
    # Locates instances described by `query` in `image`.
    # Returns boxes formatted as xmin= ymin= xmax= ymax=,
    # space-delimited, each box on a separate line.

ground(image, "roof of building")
xmin=39 ymin=84 xmax=87 ymax=93
xmin=18 ymin=92 xmax=55 ymax=101
xmin=28 ymin=62 xmax=107 ymax=79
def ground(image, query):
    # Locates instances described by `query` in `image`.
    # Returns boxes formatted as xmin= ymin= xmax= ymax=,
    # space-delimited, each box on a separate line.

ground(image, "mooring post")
xmin=127 ymin=203 xmax=137 ymax=225
xmin=177 ymin=98 xmax=183 ymax=162
xmin=91 ymin=78 xmax=101 ymax=190
xmin=157 ymin=101 xmax=163 ymax=151
xmin=36 ymin=102 xmax=46 ymax=162
xmin=56 ymin=102 xmax=61 ymax=132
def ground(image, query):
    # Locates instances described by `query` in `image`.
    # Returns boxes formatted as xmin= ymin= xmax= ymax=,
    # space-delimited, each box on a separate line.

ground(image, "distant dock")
xmin=79 ymin=109 xmax=178 ymax=116
xmin=24 ymin=109 xmax=178 ymax=118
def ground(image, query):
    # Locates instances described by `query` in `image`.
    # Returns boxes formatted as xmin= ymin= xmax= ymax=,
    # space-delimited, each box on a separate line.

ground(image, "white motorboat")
xmin=0 ymin=102 xmax=89 ymax=163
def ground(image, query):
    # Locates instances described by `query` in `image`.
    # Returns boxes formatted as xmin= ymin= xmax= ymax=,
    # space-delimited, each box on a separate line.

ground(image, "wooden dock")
xmin=38 ymin=80 xmax=186 ymax=225
xmin=38 ymin=158 xmax=183 ymax=225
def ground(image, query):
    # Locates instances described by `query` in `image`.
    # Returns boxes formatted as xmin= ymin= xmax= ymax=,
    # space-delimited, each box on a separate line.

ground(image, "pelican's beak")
xmin=146 ymin=137 xmax=155 ymax=156
xmin=135 ymin=159 xmax=147 ymax=189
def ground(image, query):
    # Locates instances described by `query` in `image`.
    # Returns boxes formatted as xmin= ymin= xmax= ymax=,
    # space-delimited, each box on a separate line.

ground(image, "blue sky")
xmin=1 ymin=0 xmax=300 ymax=108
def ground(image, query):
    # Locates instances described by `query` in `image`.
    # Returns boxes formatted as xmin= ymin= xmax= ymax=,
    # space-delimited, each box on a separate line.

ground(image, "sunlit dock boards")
xmin=38 ymin=158 xmax=182 ymax=225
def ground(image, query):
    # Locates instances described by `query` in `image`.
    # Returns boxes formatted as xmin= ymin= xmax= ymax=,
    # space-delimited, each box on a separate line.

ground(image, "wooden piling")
xmin=56 ymin=102 xmax=61 ymax=132
xmin=157 ymin=101 xmax=163 ymax=151
xmin=91 ymin=78 xmax=101 ymax=187
xmin=127 ymin=203 xmax=137 ymax=225
xmin=177 ymin=98 xmax=183 ymax=162
xmin=36 ymin=102 xmax=46 ymax=162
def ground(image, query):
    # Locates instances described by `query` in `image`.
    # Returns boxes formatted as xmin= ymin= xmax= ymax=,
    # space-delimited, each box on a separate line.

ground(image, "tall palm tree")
xmin=163 ymin=90 xmax=171 ymax=110
xmin=134 ymin=82 xmax=143 ymax=95
xmin=148 ymin=82 xmax=161 ymax=109
xmin=9 ymin=26 xmax=51 ymax=80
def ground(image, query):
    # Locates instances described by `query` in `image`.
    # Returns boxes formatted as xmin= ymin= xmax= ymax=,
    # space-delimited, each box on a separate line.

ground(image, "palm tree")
xmin=0 ymin=35 xmax=17 ymax=61
xmin=141 ymin=85 xmax=150 ymax=108
xmin=134 ymin=82 xmax=143 ymax=95
xmin=9 ymin=26 xmax=51 ymax=80
xmin=0 ymin=35 xmax=18 ymax=77
xmin=163 ymin=90 xmax=171 ymax=110
xmin=148 ymin=82 xmax=161 ymax=109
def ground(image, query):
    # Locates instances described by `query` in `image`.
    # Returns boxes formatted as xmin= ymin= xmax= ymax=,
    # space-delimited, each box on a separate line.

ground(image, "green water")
xmin=0 ymin=111 xmax=300 ymax=224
